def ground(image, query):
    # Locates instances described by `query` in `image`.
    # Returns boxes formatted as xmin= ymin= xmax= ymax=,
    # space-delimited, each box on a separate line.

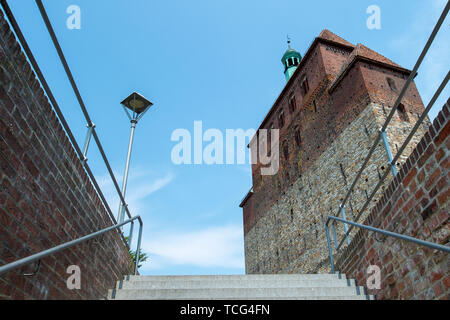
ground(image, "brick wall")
xmin=335 ymin=100 xmax=449 ymax=300
xmin=0 ymin=10 xmax=133 ymax=299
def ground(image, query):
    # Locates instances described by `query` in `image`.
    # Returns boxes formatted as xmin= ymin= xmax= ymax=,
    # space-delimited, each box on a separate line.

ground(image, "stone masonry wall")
xmin=335 ymin=100 xmax=449 ymax=300
xmin=244 ymin=100 xmax=430 ymax=274
xmin=0 ymin=9 xmax=133 ymax=299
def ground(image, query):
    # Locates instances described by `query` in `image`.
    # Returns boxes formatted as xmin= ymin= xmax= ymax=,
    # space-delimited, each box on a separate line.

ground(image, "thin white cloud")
xmin=96 ymin=167 xmax=174 ymax=216
xmin=141 ymin=225 xmax=245 ymax=271
xmin=125 ymin=174 xmax=174 ymax=208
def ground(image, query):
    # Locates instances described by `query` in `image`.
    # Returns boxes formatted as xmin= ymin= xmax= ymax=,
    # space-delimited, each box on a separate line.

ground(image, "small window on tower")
xmin=387 ymin=77 xmax=397 ymax=92
xmin=397 ymin=103 xmax=409 ymax=122
xmin=283 ymin=142 xmax=289 ymax=160
xmin=278 ymin=112 xmax=285 ymax=128
xmin=295 ymin=128 xmax=301 ymax=147
xmin=267 ymin=123 xmax=273 ymax=154
xmin=301 ymin=76 xmax=309 ymax=96
xmin=288 ymin=58 xmax=293 ymax=66
xmin=288 ymin=95 xmax=296 ymax=113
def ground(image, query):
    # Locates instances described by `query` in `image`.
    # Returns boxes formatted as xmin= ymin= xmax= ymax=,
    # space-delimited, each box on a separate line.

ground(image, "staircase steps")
xmin=108 ymin=274 xmax=374 ymax=300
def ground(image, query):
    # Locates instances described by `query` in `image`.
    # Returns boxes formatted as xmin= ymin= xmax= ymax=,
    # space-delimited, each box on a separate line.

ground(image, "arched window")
xmin=288 ymin=58 xmax=293 ymax=66
xmin=267 ymin=123 xmax=273 ymax=155
xmin=278 ymin=112 xmax=285 ymax=128
xmin=295 ymin=128 xmax=301 ymax=147
xmin=300 ymin=76 xmax=309 ymax=95
xmin=386 ymin=77 xmax=397 ymax=92
xmin=397 ymin=103 xmax=409 ymax=122
xmin=289 ymin=95 xmax=296 ymax=113
xmin=283 ymin=142 xmax=289 ymax=160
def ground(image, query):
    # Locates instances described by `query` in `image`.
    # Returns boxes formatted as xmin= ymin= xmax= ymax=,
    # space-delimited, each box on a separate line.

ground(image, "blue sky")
xmin=7 ymin=0 xmax=449 ymax=275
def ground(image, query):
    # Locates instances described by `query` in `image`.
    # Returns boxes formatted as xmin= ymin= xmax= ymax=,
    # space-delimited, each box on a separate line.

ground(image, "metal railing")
xmin=325 ymin=69 xmax=449 ymax=272
xmin=325 ymin=216 xmax=450 ymax=274
xmin=34 ymin=0 xmax=138 ymax=237
xmin=0 ymin=216 xmax=144 ymax=276
xmin=329 ymin=0 xmax=449 ymax=253
xmin=0 ymin=0 xmax=145 ymax=274
xmin=0 ymin=0 xmax=135 ymax=244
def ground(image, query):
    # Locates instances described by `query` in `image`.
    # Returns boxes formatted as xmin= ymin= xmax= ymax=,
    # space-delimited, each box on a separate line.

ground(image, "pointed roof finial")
xmin=287 ymin=35 xmax=291 ymax=48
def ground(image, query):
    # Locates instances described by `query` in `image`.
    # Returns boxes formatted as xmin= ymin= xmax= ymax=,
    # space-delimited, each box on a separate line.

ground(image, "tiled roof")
xmin=317 ymin=29 xmax=355 ymax=48
xmin=354 ymin=43 xmax=403 ymax=68
xmin=318 ymin=30 xmax=402 ymax=69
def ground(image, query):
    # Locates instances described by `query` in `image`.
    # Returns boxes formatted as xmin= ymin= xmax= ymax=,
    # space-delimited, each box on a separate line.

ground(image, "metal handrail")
xmin=335 ymin=70 xmax=449 ymax=251
xmin=0 ymin=0 xmax=142 ymax=258
xmin=332 ymin=1 xmax=449 ymax=251
xmin=0 ymin=0 xmax=130 ymax=245
xmin=0 ymin=216 xmax=144 ymax=276
xmin=34 ymin=0 xmax=134 ymax=223
xmin=325 ymin=215 xmax=450 ymax=274
xmin=0 ymin=0 xmax=146 ymax=281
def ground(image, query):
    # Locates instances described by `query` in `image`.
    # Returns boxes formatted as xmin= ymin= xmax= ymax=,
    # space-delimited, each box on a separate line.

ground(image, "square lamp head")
xmin=120 ymin=92 xmax=153 ymax=114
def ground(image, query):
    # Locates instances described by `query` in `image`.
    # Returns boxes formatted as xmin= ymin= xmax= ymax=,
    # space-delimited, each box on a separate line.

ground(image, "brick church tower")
xmin=240 ymin=30 xmax=431 ymax=274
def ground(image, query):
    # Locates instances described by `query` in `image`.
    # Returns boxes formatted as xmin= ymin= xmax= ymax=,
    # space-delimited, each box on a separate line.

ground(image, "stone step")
xmin=110 ymin=286 xmax=367 ymax=300
xmin=109 ymin=274 xmax=372 ymax=300
xmin=126 ymin=273 xmax=346 ymax=282
xmin=109 ymin=292 xmax=372 ymax=300
xmin=119 ymin=278 xmax=356 ymax=290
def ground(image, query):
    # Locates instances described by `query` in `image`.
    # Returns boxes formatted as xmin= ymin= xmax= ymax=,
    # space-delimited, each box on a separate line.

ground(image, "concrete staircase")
xmin=108 ymin=274 xmax=374 ymax=300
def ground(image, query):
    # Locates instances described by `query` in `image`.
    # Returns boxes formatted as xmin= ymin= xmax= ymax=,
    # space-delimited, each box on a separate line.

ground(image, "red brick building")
xmin=240 ymin=30 xmax=431 ymax=276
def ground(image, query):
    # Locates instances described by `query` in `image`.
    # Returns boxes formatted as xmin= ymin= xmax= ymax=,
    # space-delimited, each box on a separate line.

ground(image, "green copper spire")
xmin=281 ymin=36 xmax=301 ymax=82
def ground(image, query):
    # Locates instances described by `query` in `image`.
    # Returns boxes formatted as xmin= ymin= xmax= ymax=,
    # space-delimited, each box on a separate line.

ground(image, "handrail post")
xmin=325 ymin=224 xmax=335 ymax=274
xmin=380 ymin=129 xmax=397 ymax=176
xmin=134 ymin=219 xmax=143 ymax=275
xmin=82 ymin=122 xmax=95 ymax=162
xmin=128 ymin=221 xmax=134 ymax=246
xmin=340 ymin=205 xmax=351 ymax=245
xmin=331 ymin=222 xmax=338 ymax=251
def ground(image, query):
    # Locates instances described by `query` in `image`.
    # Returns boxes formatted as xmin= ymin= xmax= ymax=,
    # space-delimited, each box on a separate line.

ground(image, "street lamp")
xmin=117 ymin=92 xmax=153 ymax=224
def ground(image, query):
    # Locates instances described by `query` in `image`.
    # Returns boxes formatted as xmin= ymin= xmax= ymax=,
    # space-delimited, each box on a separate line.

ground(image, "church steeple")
xmin=281 ymin=37 xmax=301 ymax=82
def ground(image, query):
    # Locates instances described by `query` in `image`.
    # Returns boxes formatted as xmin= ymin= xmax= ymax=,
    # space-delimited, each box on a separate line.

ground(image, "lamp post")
xmin=117 ymin=92 xmax=153 ymax=225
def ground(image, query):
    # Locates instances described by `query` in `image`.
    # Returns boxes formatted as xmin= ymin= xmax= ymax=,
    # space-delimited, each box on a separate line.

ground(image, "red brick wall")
xmin=335 ymin=100 xmax=449 ymax=300
xmin=359 ymin=62 xmax=425 ymax=114
xmin=318 ymin=42 xmax=353 ymax=77
xmin=0 ymin=10 xmax=133 ymax=299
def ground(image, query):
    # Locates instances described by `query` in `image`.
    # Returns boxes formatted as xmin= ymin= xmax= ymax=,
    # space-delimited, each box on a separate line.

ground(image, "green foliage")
xmin=125 ymin=237 xmax=148 ymax=269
